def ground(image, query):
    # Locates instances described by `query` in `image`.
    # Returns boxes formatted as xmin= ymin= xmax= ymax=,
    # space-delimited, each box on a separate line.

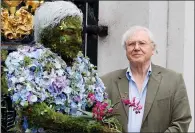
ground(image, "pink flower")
xmin=122 ymin=99 xmax=131 ymax=105
xmin=88 ymin=93 xmax=96 ymax=102
xmin=92 ymin=101 xmax=109 ymax=121
xmin=122 ymin=97 xmax=143 ymax=114
xmin=107 ymin=108 xmax=113 ymax=113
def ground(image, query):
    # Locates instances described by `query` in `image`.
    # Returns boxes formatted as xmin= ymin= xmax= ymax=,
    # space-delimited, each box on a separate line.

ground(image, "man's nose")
xmin=134 ymin=42 xmax=140 ymax=50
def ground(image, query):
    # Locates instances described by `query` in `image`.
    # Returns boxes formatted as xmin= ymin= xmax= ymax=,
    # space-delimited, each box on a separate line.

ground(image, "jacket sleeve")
xmin=164 ymin=74 xmax=192 ymax=132
xmin=100 ymin=74 xmax=112 ymax=99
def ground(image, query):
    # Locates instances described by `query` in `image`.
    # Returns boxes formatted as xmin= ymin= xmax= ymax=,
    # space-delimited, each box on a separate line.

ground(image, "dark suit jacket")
xmin=101 ymin=64 xmax=191 ymax=132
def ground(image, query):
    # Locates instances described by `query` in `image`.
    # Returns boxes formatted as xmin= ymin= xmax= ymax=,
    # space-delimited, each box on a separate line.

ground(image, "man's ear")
xmin=152 ymin=44 xmax=156 ymax=55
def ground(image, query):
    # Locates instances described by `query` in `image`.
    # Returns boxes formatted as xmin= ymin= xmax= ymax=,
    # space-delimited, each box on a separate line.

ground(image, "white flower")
xmin=63 ymin=86 xmax=72 ymax=94
xmin=8 ymin=88 xmax=13 ymax=91
xmin=20 ymin=100 xmax=28 ymax=106
xmin=55 ymin=97 xmax=64 ymax=105
xmin=91 ymin=77 xmax=96 ymax=82
xmin=19 ymin=77 xmax=25 ymax=82
xmin=10 ymin=52 xmax=20 ymax=59
xmin=50 ymin=69 xmax=57 ymax=78
xmin=79 ymin=85 xmax=85 ymax=93
xmin=79 ymin=63 xmax=85 ymax=71
xmin=54 ymin=59 xmax=61 ymax=69
xmin=10 ymin=77 xmax=17 ymax=84
xmin=56 ymin=69 xmax=64 ymax=76
xmin=15 ymin=84 xmax=24 ymax=91
xmin=26 ymin=83 xmax=34 ymax=91
xmin=13 ymin=93 xmax=20 ymax=102
xmin=86 ymin=71 xmax=90 ymax=77
xmin=25 ymin=129 xmax=31 ymax=133
xmin=89 ymin=85 xmax=95 ymax=91
xmin=35 ymin=77 xmax=40 ymax=84
xmin=29 ymin=95 xmax=38 ymax=102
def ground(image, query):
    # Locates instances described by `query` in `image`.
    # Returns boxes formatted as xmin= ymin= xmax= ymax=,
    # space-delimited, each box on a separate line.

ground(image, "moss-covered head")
xmin=34 ymin=1 xmax=83 ymax=64
xmin=40 ymin=16 xmax=82 ymax=62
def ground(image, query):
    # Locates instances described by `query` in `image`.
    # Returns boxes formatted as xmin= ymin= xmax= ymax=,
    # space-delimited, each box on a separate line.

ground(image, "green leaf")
xmin=77 ymin=109 xmax=93 ymax=117
xmin=104 ymin=113 xmax=120 ymax=119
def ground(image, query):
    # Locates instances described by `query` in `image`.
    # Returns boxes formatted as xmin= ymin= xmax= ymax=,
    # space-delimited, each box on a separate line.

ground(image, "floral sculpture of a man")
xmin=4 ymin=1 xmax=122 ymax=132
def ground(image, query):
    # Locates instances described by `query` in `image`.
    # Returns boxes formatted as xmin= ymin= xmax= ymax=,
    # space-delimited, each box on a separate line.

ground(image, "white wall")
xmin=98 ymin=1 xmax=194 ymax=131
xmin=183 ymin=1 xmax=194 ymax=132
xmin=148 ymin=1 xmax=168 ymax=68
xmin=98 ymin=1 xmax=149 ymax=76
xmin=166 ymin=1 xmax=185 ymax=73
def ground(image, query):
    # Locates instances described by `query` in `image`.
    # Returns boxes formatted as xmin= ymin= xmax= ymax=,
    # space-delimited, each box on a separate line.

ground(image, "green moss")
xmin=1 ymin=71 xmax=8 ymax=94
xmin=40 ymin=16 xmax=82 ymax=66
xmin=44 ymin=62 xmax=54 ymax=72
xmin=24 ymin=56 xmax=32 ymax=66
xmin=1 ymin=49 xmax=9 ymax=94
xmin=1 ymin=49 xmax=8 ymax=61
xmin=22 ymin=102 xmax=110 ymax=133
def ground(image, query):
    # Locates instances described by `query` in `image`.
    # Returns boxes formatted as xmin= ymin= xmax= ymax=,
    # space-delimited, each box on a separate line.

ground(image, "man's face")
xmin=58 ymin=16 xmax=82 ymax=48
xmin=125 ymin=30 xmax=155 ymax=64
xmin=56 ymin=16 xmax=82 ymax=59
xmin=43 ymin=16 xmax=82 ymax=59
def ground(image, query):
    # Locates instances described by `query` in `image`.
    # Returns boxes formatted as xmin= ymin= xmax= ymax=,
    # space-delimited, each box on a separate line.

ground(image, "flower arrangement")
xmin=1 ymin=0 xmax=44 ymax=40
xmin=4 ymin=44 xmax=122 ymax=132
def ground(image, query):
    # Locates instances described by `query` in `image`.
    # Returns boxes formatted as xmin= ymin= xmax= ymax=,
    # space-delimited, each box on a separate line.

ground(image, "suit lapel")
xmin=115 ymin=68 xmax=129 ymax=121
xmin=141 ymin=64 xmax=162 ymax=126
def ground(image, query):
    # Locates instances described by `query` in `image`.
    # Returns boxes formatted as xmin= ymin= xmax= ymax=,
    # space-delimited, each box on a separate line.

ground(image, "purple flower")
xmin=104 ymin=93 xmax=108 ymax=99
xmin=70 ymin=102 xmax=77 ymax=115
xmin=48 ymin=85 xmax=55 ymax=93
xmin=32 ymin=128 xmax=38 ymax=133
xmin=52 ymin=76 xmax=67 ymax=94
xmin=76 ymin=57 xmax=82 ymax=63
xmin=38 ymin=128 xmax=45 ymax=133
xmin=59 ymin=93 xmax=66 ymax=99
xmin=73 ymin=96 xmax=81 ymax=103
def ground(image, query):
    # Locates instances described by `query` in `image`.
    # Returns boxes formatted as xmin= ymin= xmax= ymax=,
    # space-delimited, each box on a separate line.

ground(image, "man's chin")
xmin=131 ymin=59 xmax=145 ymax=64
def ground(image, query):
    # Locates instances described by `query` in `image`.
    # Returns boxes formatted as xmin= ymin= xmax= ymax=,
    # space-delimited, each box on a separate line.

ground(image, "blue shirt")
xmin=126 ymin=64 xmax=152 ymax=132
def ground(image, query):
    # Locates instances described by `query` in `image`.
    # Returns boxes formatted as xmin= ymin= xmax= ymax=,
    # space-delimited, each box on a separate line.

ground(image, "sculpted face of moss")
xmin=40 ymin=16 xmax=82 ymax=64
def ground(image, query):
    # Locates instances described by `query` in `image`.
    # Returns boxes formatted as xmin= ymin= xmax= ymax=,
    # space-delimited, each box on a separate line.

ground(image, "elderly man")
xmin=101 ymin=26 xmax=192 ymax=132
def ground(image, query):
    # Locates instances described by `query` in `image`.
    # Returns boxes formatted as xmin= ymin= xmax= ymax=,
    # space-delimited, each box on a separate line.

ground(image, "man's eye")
xmin=140 ymin=42 xmax=146 ymax=45
xmin=62 ymin=29 xmax=75 ymax=35
xmin=67 ymin=30 xmax=75 ymax=34
xmin=128 ymin=43 xmax=134 ymax=46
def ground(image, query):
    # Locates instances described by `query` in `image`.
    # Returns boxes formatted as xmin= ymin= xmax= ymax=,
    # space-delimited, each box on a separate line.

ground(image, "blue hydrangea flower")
xmin=22 ymin=116 xmax=28 ymax=130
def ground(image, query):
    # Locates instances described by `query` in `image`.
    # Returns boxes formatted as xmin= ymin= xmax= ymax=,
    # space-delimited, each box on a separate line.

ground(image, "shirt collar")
xmin=126 ymin=63 xmax=152 ymax=81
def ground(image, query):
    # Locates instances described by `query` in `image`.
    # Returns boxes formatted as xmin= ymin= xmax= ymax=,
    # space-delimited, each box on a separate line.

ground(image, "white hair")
xmin=34 ymin=1 xmax=83 ymax=43
xmin=121 ymin=26 xmax=156 ymax=50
